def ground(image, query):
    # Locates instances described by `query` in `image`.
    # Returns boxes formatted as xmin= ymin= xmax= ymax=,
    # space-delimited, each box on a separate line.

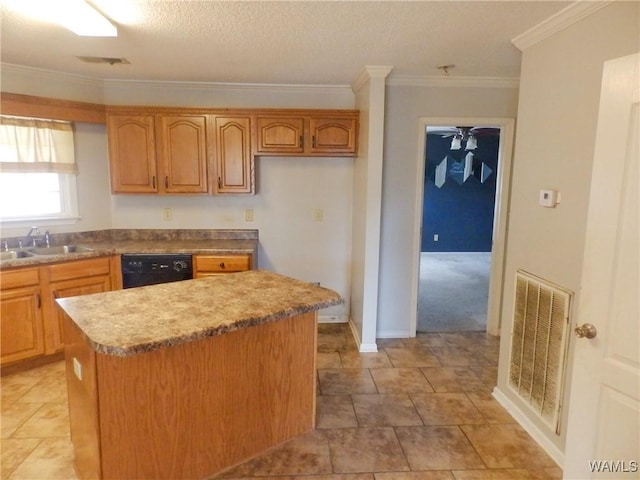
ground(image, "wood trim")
xmin=1 ymin=93 xmax=106 ymax=124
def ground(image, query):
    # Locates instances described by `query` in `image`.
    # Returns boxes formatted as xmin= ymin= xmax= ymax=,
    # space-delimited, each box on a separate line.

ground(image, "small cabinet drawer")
xmin=193 ymin=254 xmax=252 ymax=277
xmin=48 ymin=257 xmax=111 ymax=282
xmin=0 ymin=267 xmax=40 ymax=289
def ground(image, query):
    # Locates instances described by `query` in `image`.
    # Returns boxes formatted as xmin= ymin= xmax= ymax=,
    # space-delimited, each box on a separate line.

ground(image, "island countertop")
xmin=56 ymin=269 xmax=342 ymax=357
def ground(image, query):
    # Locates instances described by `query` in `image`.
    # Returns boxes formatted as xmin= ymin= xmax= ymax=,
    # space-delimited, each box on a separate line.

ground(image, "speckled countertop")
xmin=56 ymin=270 xmax=342 ymax=357
xmin=0 ymin=229 xmax=258 ymax=268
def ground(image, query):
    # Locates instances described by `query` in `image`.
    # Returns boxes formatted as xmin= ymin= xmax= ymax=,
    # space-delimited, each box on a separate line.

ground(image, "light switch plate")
xmin=539 ymin=189 xmax=559 ymax=207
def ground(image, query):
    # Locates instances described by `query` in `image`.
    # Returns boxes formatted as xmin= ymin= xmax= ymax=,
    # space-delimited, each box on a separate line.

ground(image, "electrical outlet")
xmin=162 ymin=207 xmax=172 ymax=221
xmin=434 ymin=234 xmax=439 ymax=241
xmin=313 ymin=209 xmax=323 ymax=222
xmin=73 ymin=357 xmax=82 ymax=380
xmin=245 ymin=209 xmax=254 ymax=222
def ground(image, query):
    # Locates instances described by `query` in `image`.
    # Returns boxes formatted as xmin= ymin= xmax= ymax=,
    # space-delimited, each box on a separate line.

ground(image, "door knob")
xmin=575 ymin=323 xmax=597 ymax=339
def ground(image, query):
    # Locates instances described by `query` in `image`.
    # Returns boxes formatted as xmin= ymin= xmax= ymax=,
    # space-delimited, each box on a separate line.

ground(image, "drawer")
xmin=48 ymin=257 xmax=111 ymax=282
xmin=0 ymin=267 xmax=40 ymax=289
xmin=194 ymin=254 xmax=251 ymax=274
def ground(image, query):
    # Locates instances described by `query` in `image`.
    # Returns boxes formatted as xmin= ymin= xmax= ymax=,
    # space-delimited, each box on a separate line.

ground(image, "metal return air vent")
xmin=508 ymin=270 xmax=573 ymax=434
xmin=76 ymin=56 xmax=130 ymax=65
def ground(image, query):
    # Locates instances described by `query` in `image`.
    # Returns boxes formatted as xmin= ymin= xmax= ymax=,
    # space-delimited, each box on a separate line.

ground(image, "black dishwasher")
xmin=121 ymin=254 xmax=193 ymax=289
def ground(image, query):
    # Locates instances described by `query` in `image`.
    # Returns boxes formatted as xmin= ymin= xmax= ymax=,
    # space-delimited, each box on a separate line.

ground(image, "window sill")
xmin=0 ymin=216 xmax=81 ymax=229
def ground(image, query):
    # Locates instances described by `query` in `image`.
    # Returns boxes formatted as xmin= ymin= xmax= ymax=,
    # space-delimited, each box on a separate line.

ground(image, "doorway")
xmin=409 ymin=117 xmax=515 ymax=336
xmin=418 ymin=126 xmax=500 ymax=332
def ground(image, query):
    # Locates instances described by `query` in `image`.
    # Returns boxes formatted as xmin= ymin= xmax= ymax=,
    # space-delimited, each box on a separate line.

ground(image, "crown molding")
xmin=102 ymin=78 xmax=353 ymax=95
xmin=351 ymin=66 xmax=394 ymax=93
xmin=512 ymin=0 xmax=614 ymax=51
xmin=387 ymin=75 xmax=520 ymax=89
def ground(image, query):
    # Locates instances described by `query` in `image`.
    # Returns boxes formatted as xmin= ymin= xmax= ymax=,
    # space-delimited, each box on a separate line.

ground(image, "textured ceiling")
xmin=0 ymin=1 xmax=571 ymax=85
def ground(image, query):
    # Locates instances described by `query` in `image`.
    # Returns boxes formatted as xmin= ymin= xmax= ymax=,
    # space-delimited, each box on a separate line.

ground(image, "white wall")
xmin=378 ymin=83 xmax=519 ymax=337
xmin=494 ymin=0 xmax=640 ymax=461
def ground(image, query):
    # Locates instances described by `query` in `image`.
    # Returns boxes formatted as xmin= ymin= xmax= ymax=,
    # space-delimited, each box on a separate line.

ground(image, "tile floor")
xmin=1 ymin=324 xmax=563 ymax=480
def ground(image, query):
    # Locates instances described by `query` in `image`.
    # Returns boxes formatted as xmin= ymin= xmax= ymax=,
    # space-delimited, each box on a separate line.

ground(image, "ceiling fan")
xmin=427 ymin=126 xmax=500 ymax=150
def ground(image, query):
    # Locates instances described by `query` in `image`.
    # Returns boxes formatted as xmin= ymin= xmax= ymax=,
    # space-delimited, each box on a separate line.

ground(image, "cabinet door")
xmin=48 ymin=275 xmax=113 ymax=353
xmin=308 ymin=117 xmax=357 ymax=155
xmin=1 ymin=285 xmax=44 ymax=365
xmin=156 ymin=115 xmax=209 ymax=194
xmin=213 ymin=117 xmax=254 ymax=194
xmin=256 ymin=117 xmax=304 ymax=154
xmin=107 ymin=115 xmax=158 ymax=193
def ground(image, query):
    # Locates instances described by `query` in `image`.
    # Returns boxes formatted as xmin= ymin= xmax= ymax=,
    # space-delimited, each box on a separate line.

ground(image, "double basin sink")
xmin=0 ymin=245 xmax=94 ymax=261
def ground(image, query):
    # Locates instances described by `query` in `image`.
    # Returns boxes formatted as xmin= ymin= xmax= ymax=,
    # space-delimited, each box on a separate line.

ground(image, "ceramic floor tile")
xmin=14 ymin=377 xmax=68 ymax=403
xmin=0 ymin=438 xmax=40 ymax=480
xmin=403 ymin=334 xmax=447 ymax=348
xmin=340 ymin=351 xmax=393 ymax=369
xmin=317 ymin=352 xmax=343 ymax=369
xmin=428 ymin=347 xmax=483 ymax=367
xmin=218 ymin=430 xmax=332 ymax=477
xmin=352 ymin=394 xmax=423 ymax=427
xmin=420 ymin=367 xmax=489 ymax=393
xmin=375 ymin=472 xmax=455 ymax=480
xmin=0 ymin=402 xmax=43 ymax=438
xmin=316 ymin=395 xmax=358 ymax=429
xmin=317 ymin=331 xmax=357 ymax=353
xmin=6 ymin=437 xmax=78 ymax=480
xmin=438 ymin=333 xmax=500 ymax=349
xmin=470 ymin=367 xmax=498 ymax=389
xmin=317 ymin=369 xmax=377 ymax=395
xmin=384 ymin=347 xmax=441 ymax=368
xmin=460 ymin=424 xmax=557 ymax=469
xmin=465 ymin=392 xmax=515 ymax=424
xmin=524 ymin=466 xmax=563 ymax=479
xmin=370 ymin=368 xmax=434 ymax=394
xmin=395 ymin=426 xmax=486 ymax=471
xmin=451 ymin=469 xmax=532 ymax=479
xmin=0 ymin=377 xmax=41 ymax=404
xmin=293 ymin=475 xmax=375 ymax=480
xmin=376 ymin=338 xmax=406 ymax=349
xmin=411 ymin=393 xmax=485 ymax=426
xmin=325 ymin=427 xmax=409 ymax=473
xmin=12 ymin=403 xmax=70 ymax=438
xmin=16 ymin=361 xmax=66 ymax=378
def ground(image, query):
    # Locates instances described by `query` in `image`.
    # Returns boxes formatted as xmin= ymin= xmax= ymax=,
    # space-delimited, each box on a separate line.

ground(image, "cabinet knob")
xmin=219 ymin=262 xmax=226 ymax=269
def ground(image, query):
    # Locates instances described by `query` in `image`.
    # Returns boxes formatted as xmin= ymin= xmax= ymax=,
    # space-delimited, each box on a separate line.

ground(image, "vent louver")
xmin=76 ymin=56 xmax=130 ymax=65
xmin=508 ymin=270 xmax=572 ymax=434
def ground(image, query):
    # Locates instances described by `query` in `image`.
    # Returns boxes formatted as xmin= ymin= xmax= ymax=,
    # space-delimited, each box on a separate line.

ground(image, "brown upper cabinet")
xmin=212 ymin=116 xmax=254 ymax=194
xmin=108 ymin=114 xmax=209 ymax=194
xmin=256 ymin=115 xmax=358 ymax=156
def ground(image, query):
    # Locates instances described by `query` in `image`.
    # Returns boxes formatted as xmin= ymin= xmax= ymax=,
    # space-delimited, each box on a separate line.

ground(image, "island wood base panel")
xmin=64 ymin=312 xmax=318 ymax=480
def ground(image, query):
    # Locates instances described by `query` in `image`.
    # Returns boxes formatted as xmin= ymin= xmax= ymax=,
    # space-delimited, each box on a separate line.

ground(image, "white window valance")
xmin=0 ymin=115 xmax=77 ymax=174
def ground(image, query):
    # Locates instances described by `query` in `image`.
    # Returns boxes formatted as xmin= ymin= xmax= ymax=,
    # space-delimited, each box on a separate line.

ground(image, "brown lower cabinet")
xmin=0 ymin=256 xmax=121 ymax=370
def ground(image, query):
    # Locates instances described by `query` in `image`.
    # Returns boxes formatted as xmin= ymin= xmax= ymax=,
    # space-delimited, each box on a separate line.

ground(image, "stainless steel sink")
xmin=0 ymin=250 xmax=35 ymax=260
xmin=29 ymin=245 xmax=94 ymax=255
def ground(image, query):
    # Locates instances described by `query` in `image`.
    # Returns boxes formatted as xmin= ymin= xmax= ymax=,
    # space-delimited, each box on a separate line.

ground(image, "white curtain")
xmin=0 ymin=116 xmax=76 ymax=174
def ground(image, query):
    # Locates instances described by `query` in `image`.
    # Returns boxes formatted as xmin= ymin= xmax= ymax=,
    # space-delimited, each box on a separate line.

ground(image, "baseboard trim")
xmin=492 ymin=386 xmax=564 ymax=468
xmin=318 ymin=315 xmax=348 ymax=324
xmin=347 ymin=318 xmax=378 ymax=352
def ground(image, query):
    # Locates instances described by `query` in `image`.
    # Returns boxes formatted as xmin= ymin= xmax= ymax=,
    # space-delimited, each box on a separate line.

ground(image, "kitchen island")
xmin=57 ymin=270 xmax=342 ymax=480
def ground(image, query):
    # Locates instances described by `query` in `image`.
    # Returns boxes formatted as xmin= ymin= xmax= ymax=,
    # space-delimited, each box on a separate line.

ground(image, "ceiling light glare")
xmin=60 ymin=0 xmax=117 ymax=37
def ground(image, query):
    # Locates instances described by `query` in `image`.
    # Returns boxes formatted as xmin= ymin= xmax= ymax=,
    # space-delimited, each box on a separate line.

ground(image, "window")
xmin=0 ymin=115 xmax=79 ymax=225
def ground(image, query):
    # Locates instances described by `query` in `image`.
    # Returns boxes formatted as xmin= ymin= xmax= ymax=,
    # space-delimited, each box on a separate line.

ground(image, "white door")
xmin=563 ymin=53 xmax=639 ymax=479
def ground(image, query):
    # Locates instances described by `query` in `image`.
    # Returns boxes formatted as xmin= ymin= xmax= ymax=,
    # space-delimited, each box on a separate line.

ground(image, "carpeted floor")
xmin=417 ymin=252 xmax=491 ymax=333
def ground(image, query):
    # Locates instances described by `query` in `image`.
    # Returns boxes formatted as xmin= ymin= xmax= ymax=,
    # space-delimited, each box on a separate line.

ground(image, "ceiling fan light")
xmin=466 ymin=135 xmax=477 ymax=150
xmin=450 ymin=136 xmax=462 ymax=150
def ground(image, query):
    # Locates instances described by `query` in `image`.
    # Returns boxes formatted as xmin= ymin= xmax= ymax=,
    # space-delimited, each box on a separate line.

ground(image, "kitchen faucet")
xmin=26 ymin=226 xmax=41 ymax=247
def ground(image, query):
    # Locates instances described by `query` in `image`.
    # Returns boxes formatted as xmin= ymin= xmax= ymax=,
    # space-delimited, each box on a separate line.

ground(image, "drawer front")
xmin=49 ymin=257 xmax=111 ymax=282
xmin=194 ymin=255 xmax=251 ymax=274
xmin=0 ymin=267 xmax=40 ymax=289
